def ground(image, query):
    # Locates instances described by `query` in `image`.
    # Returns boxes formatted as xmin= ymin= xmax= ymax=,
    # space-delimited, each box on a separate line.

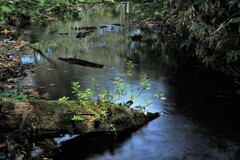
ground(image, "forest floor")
xmin=0 ymin=27 xmax=39 ymax=97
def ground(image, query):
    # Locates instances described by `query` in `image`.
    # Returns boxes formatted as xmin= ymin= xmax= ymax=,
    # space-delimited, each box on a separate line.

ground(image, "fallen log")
xmin=0 ymin=101 xmax=159 ymax=136
xmin=57 ymin=57 xmax=104 ymax=68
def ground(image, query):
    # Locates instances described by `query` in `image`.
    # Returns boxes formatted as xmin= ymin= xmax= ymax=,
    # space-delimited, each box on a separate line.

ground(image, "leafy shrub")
xmin=169 ymin=0 xmax=240 ymax=65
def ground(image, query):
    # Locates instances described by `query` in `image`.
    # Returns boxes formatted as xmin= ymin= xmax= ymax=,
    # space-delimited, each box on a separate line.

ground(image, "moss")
xmin=30 ymin=100 xmax=76 ymax=114
xmin=0 ymin=100 xmax=159 ymax=134
xmin=0 ymin=101 xmax=15 ymax=108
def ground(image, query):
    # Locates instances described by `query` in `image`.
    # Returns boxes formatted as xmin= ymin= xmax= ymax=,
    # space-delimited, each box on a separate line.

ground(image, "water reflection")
xmin=21 ymin=12 xmax=240 ymax=160
xmin=97 ymin=25 xmax=123 ymax=34
xmin=22 ymin=52 xmax=43 ymax=63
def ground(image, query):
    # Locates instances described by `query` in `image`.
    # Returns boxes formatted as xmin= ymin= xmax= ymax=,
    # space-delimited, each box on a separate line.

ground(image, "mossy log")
xmin=0 ymin=101 xmax=159 ymax=135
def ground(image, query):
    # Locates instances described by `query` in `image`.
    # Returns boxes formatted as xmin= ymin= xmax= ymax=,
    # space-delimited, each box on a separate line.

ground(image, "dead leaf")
xmin=12 ymin=57 xmax=19 ymax=61
xmin=0 ymin=143 xmax=6 ymax=149
xmin=16 ymin=154 xmax=24 ymax=160
xmin=1 ymin=29 xmax=10 ymax=34
xmin=29 ymin=90 xmax=40 ymax=97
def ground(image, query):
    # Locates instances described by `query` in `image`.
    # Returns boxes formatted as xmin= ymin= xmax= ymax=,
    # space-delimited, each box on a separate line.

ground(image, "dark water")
xmin=21 ymin=13 xmax=240 ymax=159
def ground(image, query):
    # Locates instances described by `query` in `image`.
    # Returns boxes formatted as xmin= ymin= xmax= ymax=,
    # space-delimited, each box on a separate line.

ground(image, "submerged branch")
xmin=58 ymin=57 xmax=104 ymax=68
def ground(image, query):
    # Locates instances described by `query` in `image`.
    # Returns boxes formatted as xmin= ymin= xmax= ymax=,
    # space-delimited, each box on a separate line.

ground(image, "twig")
xmin=88 ymin=3 xmax=103 ymax=12
xmin=19 ymin=108 xmax=28 ymax=134
xmin=46 ymin=5 xmax=59 ymax=11
xmin=45 ymin=139 xmax=62 ymax=152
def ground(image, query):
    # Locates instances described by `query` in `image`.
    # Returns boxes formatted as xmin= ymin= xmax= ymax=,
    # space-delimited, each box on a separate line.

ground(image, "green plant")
xmin=72 ymin=115 xmax=84 ymax=121
xmin=0 ymin=1 xmax=14 ymax=24
xmin=90 ymin=77 xmax=101 ymax=101
xmin=170 ymin=0 xmax=240 ymax=66
xmin=112 ymin=76 xmax=127 ymax=105
xmin=100 ymin=88 xmax=109 ymax=103
xmin=144 ymin=99 xmax=152 ymax=107
xmin=0 ymin=0 xmax=83 ymax=26
xmin=155 ymin=92 xmax=167 ymax=100
xmin=0 ymin=92 xmax=27 ymax=101
xmin=58 ymin=96 xmax=70 ymax=101
xmin=110 ymin=61 xmax=152 ymax=108
xmin=126 ymin=61 xmax=135 ymax=100
xmin=108 ymin=123 xmax=117 ymax=135
xmin=72 ymin=81 xmax=94 ymax=106
xmin=132 ymin=0 xmax=169 ymax=20
xmin=70 ymin=61 xmax=152 ymax=109
xmin=138 ymin=74 xmax=151 ymax=96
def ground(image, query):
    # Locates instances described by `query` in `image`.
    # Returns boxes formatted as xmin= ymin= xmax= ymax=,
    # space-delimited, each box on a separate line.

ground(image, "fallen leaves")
xmin=29 ymin=90 xmax=40 ymax=97
xmin=0 ymin=29 xmax=16 ymax=34
xmin=12 ymin=40 xmax=29 ymax=49
xmin=12 ymin=57 xmax=19 ymax=61
xmin=0 ymin=55 xmax=21 ymax=69
xmin=1 ymin=39 xmax=29 ymax=54
xmin=1 ymin=29 xmax=10 ymax=34
xmin=0 ymin=39 xmax=30 ymax=69
xmin=25 ymin=89 xmax=50 ymax=99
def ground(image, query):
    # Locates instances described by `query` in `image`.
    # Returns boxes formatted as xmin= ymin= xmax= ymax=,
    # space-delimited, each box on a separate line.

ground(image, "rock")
xmin=6 ymin=84 xmax=13 ymax=89
xmin=99 ymin=25 xmax=108 ymax=29
xmin=54 ymin=134 xmax=78 ymax=144
xmin=76 ymin=32 xmax=87 ymax=38
xmin=138 ymin=18 xmax=178 ymax=36
xmin=30 ymin=148 xmax=44 ymax=158
xmin=6 ymin=78 xmax=14 ymax=84
xmin=112 ymin=23 xmax=124 ymax=26
xmin=16 ymin=154 xmax=24 ymax=160
xmin=59 ymin=33 xmax=68 ymax=35
xmin=82 ymin=26 xmax=97 ymax=30
xmin=0 ymin=151 xmax=6 ymax=160
xmin=131 ymin=29 xmax=143 ymax=41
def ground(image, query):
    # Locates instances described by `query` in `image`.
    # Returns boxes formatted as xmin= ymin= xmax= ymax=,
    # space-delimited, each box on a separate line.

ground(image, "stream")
xmin=20 ymin=12 xmax=240 ymax=159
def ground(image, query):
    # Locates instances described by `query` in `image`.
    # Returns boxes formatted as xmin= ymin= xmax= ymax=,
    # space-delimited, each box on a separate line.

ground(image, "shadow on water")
xmin=53 ymin=132 xmax=134 ymax=160
xmin=167 ymin=59 xmax=240 ymax=142
xmin=20 ymin=9 xmax=240 ymax=160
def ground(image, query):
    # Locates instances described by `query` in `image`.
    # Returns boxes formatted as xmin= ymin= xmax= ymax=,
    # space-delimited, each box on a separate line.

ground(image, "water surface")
xmin=21 ymin=12 xmax=240 ymax=160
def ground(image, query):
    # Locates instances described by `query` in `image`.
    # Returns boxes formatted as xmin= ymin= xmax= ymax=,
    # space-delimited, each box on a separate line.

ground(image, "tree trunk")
xmin=0 ymin=101 xmax=159 ymax=136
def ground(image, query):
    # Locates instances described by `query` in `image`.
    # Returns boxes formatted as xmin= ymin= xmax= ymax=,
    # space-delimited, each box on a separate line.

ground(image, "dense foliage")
xmin=171 ymin=0 xmax=240 ymax=65
xmin=0 ymin=0 xmax=82 ymax=26
xmin=135 ymin=0 xmax=240 ymax=73
xmin=1 ymin=0 xmax=240 ymax=73
xmin=0 ymin=0 xmax=119 ymax=27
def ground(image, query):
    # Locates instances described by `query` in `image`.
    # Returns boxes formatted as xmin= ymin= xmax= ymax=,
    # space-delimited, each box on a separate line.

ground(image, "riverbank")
xmin=1 ymin=2 xmax=240 ymax=159
xmin=0 ymin=100 xmax=159 ymax=159
xmin=0 ymin=36 xmax=36 ymax=93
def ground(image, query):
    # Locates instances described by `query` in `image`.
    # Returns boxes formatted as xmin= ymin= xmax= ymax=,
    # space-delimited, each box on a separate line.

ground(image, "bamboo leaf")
xmin=218 ymin=8 xmax=225 ymax=16
xmin=180 ymin=39 xmax=192 ymax=49
xmin=229 ymin=17 xmax=240 ymax=24
xmin=216 ymin=40 xmax=223 ymax=50
xmin=1 ymin=5 xmax=12 ymax=13
xmin=227 ymin=51 xmax=240 ymax=63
